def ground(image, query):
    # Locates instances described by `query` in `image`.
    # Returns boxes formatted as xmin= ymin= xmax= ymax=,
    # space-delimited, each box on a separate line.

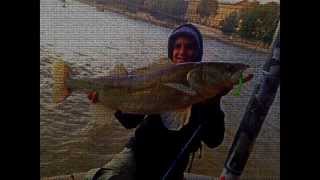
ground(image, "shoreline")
xmin=77 ymin=0 xmax=271 ymax=54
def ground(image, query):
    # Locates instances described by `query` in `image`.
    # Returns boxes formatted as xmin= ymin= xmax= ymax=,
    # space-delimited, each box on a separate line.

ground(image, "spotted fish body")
xmin=53 ymin=58 xmax=252 ymax=114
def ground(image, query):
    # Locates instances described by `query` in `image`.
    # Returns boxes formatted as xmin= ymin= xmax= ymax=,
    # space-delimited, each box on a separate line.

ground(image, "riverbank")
xmin=77 ymin=0 xmax=271 ymax=54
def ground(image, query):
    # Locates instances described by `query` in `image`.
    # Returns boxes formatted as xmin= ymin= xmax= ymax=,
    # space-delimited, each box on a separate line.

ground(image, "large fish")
xmin=52 ymin=58 xmax=253 ymax=114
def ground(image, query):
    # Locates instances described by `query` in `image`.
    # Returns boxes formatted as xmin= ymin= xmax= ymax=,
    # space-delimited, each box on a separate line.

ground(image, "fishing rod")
xmin=220 ymin=20 xmax=280 ymax=180
xmin=161 ymin=123 xmax=203 ymax=180
xmin=161 ymin=72 xmax=246 ymax=180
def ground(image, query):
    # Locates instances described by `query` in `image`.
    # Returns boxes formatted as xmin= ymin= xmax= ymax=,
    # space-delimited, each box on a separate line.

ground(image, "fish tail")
xmin=52 ymin=58 xmax=72 ymax=103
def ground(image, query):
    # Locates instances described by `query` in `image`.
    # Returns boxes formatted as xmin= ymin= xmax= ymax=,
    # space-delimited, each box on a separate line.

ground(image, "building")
xmin=185 ymin=0 xmax=201 ymax=23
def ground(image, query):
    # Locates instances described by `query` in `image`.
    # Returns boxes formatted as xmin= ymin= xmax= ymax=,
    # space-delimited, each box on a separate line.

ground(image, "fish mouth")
xmin=242 ymin=65 xmax=253 ymax=82
xmin=231 ymin=66 xmax=253 ymax=84
xmin=243 ymin=72 xmax=254 ymax=83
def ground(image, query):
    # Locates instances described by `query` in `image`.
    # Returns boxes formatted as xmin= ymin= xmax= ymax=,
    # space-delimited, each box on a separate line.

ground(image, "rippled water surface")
xmin=40 ymin=0 xmax=279 ymax=177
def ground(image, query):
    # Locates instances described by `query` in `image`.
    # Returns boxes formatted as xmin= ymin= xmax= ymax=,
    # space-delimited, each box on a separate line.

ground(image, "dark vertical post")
xmin=220 ymin=21 xmax=280 ymax=180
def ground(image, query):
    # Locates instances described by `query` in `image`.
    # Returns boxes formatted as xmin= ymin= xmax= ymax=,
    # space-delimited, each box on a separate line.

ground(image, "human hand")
xmin=219 ymin=81 xmax=234 ymax=97
xmin=210 ymin=81 xmax=234 ymax=98
xmin=87 ymin=91 xmax=98 ymax=103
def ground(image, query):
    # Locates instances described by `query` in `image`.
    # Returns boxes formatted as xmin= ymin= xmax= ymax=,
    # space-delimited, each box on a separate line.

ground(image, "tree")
xmin=258 ymin=2 xmax=280 ymax=44
xmin=221 ymin=12 xmax=239 ymax=35
xmin=197 ymin=0 xmax=219 ymax=24
xmin=238 ymin=2 xmax=279 ymax=44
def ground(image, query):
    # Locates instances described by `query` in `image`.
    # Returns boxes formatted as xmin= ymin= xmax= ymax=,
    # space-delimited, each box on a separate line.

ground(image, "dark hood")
xmin=168 ymin=24 xmax=203 ymax=62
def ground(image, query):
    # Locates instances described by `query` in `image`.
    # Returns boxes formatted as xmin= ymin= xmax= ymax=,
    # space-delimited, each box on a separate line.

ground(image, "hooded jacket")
xmin=168 ymin=24 xmax=204 ymax=62
xmin=114 ymin=24 xmax=225 ymax=180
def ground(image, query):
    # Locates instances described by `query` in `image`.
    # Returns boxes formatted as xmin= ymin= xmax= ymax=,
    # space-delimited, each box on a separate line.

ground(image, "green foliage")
xmin=197 ymin=0 xmax=219 ymax=18
xmin=221 ymin=12 xmax=239 ymax=35
xmin=238 ymin=2 xmax=279 ymax=44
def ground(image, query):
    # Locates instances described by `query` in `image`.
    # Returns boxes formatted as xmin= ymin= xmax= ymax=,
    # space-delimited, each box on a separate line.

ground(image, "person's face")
xmin=172 ymin=36 xmax=197 ymax=64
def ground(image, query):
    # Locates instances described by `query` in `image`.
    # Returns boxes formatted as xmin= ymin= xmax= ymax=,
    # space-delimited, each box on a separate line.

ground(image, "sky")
xmin=219 ymin=0 xmax=279 ymax=4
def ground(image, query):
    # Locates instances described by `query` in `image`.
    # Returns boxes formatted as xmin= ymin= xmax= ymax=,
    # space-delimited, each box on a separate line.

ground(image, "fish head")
xmin=220 ymin=62 xmax=250 ymax=83
xmin=187 ymin=62 xmax=250 ymax=96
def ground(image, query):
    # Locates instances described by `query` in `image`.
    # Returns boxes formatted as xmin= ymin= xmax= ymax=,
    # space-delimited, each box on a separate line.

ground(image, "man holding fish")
xmin=53 ymin=24 xmax=252 ymax=179
xmin=82 ymin=24 xmax=250 ymax=180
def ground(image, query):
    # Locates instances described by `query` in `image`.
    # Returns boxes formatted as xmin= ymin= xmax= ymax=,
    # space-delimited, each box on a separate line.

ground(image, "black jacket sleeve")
xmin=197 ymin=96 xmax=225 ymax=148
xmin=114 ymin=110 xmax=146 ymax=129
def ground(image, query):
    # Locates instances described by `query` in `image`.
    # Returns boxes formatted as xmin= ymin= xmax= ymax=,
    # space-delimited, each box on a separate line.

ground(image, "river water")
xmin=40 ymin=0 xmax=279 ymax=177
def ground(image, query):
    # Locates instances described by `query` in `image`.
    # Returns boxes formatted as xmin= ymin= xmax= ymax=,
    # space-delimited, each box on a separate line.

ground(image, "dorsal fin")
xmin=130 ymin=57 xmax=173 ymax=76
xmin=108 ymin=63 xmax=128 ymax=77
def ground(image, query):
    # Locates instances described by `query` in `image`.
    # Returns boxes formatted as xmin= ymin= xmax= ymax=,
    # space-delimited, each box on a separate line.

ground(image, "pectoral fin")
xmin=163 ymin=83 xmax=197 ymax=96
